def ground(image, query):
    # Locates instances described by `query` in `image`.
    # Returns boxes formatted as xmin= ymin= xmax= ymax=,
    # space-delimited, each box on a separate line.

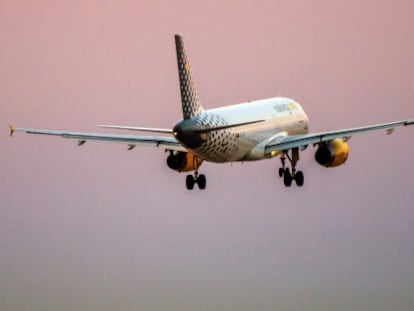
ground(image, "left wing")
xmin=9 ymin=125 xmax=186 ymax=152
xmin=265 ymin=119 xmax=414 ymax=153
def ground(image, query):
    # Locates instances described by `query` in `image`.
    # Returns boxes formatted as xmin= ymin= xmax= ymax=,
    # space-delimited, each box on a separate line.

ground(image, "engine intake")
xmin=315 ymin=139 xmax=349 ymax=167
xmin=167 ymin=151 xmax=202 ymax=172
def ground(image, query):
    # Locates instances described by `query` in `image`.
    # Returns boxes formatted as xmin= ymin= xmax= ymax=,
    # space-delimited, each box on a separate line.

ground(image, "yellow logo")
xmin=287 ymin=102 xmax=297 ymax=111
xmin=185 ymin=63 xmax=190 ymax=72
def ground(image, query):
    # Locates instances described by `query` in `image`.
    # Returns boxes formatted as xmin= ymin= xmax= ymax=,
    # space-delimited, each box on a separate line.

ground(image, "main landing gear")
xmin=278 ymin=148 xmax=304 ymax=187
xmin=186 ymin=171 xmax=206 ymax=190
xmin=186 ymin=156 xmax=206 ymax=190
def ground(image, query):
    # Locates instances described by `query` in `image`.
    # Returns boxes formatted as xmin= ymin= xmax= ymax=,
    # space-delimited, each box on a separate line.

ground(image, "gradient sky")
xmin=1 ymin=1 xmax=414 ymax=310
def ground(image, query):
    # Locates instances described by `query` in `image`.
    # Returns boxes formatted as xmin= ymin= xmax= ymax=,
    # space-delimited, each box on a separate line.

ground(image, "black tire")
xmin=186 ymin=175 xmax=195 ymax=190
xmin=283 ymin=168 xmax=292 ymax=187
xmin=295 ymin=171 xmax=304 ymax=187
xmin=197 ymin=174 xmax=207 ymax=190
xmin=278 ymin=167 xmax=284 ymax=177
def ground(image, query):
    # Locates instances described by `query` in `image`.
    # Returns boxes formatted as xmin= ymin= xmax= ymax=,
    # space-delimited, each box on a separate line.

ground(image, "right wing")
xmin=265 ymin=119 xmax=414 ymax=153
xmin=9 ymin=125 xmax=186 ymax=152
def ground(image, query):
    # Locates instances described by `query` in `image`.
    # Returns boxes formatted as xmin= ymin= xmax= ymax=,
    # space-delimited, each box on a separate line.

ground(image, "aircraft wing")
xmin=9 ymin=125 xmax=186 ymax=152
xmin=265 ymin=119 xmax=414 ymax=153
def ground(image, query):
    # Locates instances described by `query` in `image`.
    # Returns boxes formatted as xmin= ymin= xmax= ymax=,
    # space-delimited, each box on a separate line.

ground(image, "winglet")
xmin=9 ymin=124 xmax=14 ymax=137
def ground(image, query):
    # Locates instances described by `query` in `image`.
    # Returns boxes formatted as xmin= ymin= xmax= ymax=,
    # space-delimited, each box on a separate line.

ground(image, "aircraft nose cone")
xmin=173 ymin=119 xmax=207 ymax=149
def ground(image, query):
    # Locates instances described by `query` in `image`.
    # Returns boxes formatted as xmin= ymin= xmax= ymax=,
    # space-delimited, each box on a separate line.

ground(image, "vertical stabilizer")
xmin=175 ymin=35 xmax=204 ymax=119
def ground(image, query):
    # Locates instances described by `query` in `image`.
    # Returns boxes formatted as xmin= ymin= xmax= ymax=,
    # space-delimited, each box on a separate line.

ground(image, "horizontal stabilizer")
xmin=99 ymin=125 xmax=172 ymax=134
xmin=194 ymin=119 xmax=265 ymax=133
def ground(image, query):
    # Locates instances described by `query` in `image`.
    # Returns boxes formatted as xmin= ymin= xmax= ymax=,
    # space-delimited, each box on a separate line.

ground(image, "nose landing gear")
xmin=278 ymin=148 xmax=304 ymax=187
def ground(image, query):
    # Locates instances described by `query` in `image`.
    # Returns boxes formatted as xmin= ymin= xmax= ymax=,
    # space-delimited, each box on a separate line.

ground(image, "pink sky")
xmin=1 ymin=1 xmax=414 ymax=310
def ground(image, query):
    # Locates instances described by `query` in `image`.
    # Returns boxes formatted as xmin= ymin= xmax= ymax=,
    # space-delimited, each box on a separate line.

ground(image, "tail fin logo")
xmin=175 ymin=35 xmax=204 ymax=119
xmin=185 ymin=63 xmax=190 ymax=72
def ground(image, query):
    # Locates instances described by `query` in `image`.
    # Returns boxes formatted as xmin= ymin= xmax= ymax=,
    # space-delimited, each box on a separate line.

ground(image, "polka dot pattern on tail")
xmin=175 ymin=35 xmax=204 ymax=119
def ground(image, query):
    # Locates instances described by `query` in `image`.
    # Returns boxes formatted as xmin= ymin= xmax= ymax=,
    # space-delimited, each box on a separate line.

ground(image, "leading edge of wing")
xmin=10 ymin=126 xmax=186 ymax=151
xmin=266 ymin=119 xmax=414 ymax=153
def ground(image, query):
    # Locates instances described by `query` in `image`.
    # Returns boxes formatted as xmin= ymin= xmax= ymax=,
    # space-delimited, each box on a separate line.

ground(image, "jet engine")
xmin=314 ymin=139 xmax=349 ymax=167
xmin=167 ymin=151 xmax=202 ymax=172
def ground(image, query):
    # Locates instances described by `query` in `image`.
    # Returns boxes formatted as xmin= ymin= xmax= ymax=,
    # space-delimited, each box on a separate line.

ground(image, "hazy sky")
xmin=1 ymin=1 xmax=414 ymax=310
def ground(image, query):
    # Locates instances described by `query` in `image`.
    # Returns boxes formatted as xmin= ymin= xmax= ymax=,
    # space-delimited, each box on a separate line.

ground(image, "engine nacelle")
xmin=167 ymin=151 xmax=202 ymax=172
xmin=315 ymin=139 xmax=349 ymax=167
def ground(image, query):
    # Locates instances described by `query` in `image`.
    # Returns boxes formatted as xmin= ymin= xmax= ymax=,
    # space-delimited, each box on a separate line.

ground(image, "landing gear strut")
xmin=186 ymin=171 xmax=206 ymax=190
xmin=278 ymin=148 xmax=304 ymax=187
xmin=186 ymin=157 xmax=206 ymax=190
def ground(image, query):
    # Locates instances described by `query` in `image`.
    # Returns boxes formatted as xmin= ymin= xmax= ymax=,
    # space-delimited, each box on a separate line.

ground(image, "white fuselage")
xmin=174 ymin=97 xmax=309 ymax=162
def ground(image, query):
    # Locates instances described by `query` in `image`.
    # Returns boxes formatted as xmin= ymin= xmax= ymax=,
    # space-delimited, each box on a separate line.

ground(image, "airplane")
xmin=9 ymin=34 xmax=414 ymax=190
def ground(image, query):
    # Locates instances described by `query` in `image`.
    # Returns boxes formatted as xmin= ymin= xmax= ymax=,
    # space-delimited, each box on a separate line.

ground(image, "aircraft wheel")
xmin=186 ymin=175 xmax=195 ymax=190
xmin=283 ymin=168 xmax=292 ymax=187
xmin=197 ymin=174 xmax=206 ymax=190
xmin=278 ymin=167 xmax=284 ymax=177
xmin=295 ymin=171 xmax=304 ymax=187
